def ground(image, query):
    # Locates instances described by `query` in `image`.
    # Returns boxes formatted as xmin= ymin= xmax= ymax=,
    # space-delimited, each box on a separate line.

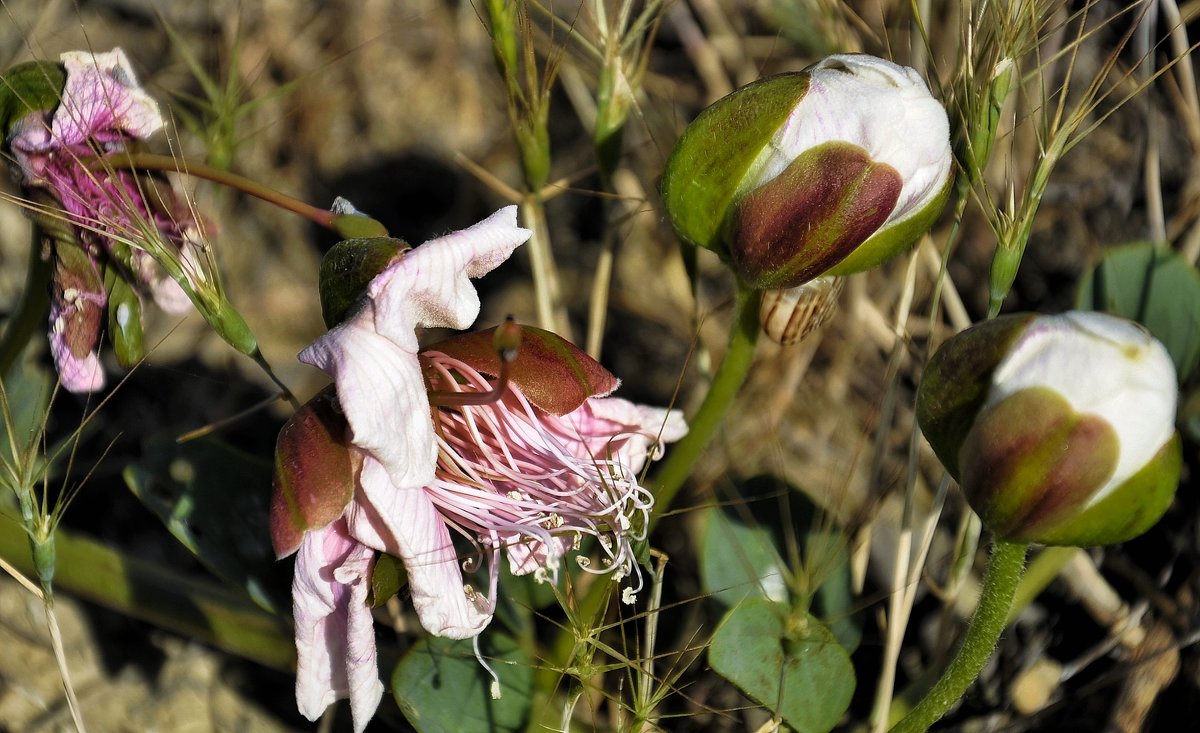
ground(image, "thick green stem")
xmin=649 ymin=283 xmax=761 ymax=530
xmin=0 ymin=233 xmax=51 ymax=379
xmin=889 ymin=539 xmax=1029 ymax=733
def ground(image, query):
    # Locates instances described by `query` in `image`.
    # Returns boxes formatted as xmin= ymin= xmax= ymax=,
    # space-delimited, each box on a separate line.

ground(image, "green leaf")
xmin=709 ymin=599 xmax=855 ymax=733
xmin=700 ymin=507 xmax=788 ymax=607
xmin=1076 ymin=242 xmax=1200 ymax=380
xmin=124 ymin=436 xmax=290 ymax=614
xmin=392 ymin=633 xmax=533 ymax=733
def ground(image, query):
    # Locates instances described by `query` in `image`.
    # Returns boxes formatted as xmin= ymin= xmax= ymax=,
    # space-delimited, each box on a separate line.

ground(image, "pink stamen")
xmin=421 ymin=350 xmax=655 ymax=599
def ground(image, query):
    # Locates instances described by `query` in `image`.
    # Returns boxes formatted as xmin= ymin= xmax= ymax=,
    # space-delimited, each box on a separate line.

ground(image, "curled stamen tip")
xmin=493 ymin=316 xmax=523 ymax=364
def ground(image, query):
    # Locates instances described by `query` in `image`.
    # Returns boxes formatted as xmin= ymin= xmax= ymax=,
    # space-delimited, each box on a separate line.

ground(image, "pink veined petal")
xmin=292 ymin=520 xmax=383 ymax=733
xmin=566 ymin=397 xmax=689 ymax=473
xmin=349 ymin=457 xmax=493 ymax=638
xmin=300 ymin=206 xmax=531 ymax=493
xmin=370 ymin=206 xmax=531 ymax=352
xmin=48 ymin=333 xmax=105 ymax=393
xmin=300 ymin=308 xmax=438 ymax=491
xmin=54 ymin=49 xmax=162 ymax=145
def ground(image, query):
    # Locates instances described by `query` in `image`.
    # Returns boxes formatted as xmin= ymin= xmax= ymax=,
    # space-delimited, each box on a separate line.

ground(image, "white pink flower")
xmin=278 ymin=206 xmax=686 ymax=731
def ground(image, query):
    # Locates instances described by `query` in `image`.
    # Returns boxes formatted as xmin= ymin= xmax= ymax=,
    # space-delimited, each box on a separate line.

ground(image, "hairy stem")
xmin=889 ymin=539 xmax=1029 ymax=733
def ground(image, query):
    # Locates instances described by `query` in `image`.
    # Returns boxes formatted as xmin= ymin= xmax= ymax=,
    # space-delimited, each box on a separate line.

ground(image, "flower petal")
xmin=349 ymin=457 xmax=493 ymax=638
xmin=300 ymin=207 xmax=530 ymax=492
xmin=567 ymin=397 xmax=689 ymax=472
xmin=292 ymin=519 xmax=383 ymax=733
xmin=55 ymin=49 xmax=162 ymax=145
xmin=370 ymin=206 xmax=531 ymax=350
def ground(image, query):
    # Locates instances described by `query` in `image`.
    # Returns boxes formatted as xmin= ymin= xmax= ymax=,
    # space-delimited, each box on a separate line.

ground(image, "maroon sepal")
xmin=270 ymin=386 xmax=357 ymax=558
xmin=428 ymin=324 xmax=619 ymax=415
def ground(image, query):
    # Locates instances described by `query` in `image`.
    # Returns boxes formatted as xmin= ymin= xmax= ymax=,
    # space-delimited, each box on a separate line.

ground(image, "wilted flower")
xmin=271 ymin=207 xmax=686 ymax=731
xmin=917 ymin=311 xmax=1181 ymax=546
xmin=2 ymin=48 xmax=202 ymax=391
xmin=661 ymin=53 xmax=952 ymax=290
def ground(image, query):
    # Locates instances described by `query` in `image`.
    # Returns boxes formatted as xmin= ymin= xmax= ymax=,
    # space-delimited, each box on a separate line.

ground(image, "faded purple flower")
xmin=7 ymin=48 xmax=200 ymax=391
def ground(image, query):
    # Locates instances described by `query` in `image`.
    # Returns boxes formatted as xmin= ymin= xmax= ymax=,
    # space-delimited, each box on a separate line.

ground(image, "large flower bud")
xmin=661 ymin=54 xmax=952 ymax=290
xmin=917 ymin=312 xmax=1181 ymax=546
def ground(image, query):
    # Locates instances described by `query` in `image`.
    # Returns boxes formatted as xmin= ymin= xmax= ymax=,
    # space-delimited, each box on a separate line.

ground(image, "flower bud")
xmin=917 ymin=312 xmax=1181 ymax=546
xmin=318 ymin=237 xmax=409 ymax=328
xmin=271 ymin=387 xmax=357 ymax=558
xmin=661 ymin=54 xmax=952 ymax=290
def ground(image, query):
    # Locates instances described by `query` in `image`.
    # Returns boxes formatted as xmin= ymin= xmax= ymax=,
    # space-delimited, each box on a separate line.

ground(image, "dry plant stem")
xmin=648 ymin=283 xmax=761 ymax=530
xmin=585 ymin=219 xmax=616 ymax=360
xmin=0 ymin=232 xmax=51 ymax=378
xmin=889 ymin=539 xmax=1029 ymax=733
xmin=42 ymin=592 xmax=88 ymax=733
xmin=0 ymin=512 xmax=295 ymax=671
xmin=0 ymin=558 xmax=87 ymax=731
xmin=520 ymin=196 xmax=572 ymax=338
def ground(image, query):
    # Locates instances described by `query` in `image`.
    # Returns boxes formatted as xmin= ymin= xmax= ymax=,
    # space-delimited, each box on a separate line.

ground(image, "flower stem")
xmin=889 ymin=539 xmax=1029 ymax=733
xmin=93 ymin=152 xmax=338 ymax=228
xmin=648 ymin=282 xmax=761 ymax=530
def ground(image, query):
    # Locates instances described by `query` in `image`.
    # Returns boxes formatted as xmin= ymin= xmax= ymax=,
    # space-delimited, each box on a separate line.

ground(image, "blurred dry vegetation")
xmin=0 ymin=0 xmax=1198 ymax=731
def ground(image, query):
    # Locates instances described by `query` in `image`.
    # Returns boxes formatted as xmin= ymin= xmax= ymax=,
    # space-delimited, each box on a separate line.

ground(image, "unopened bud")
xmin=917 ymin=312 xmax=1181 ymax=546
xmin=662 ymin=54 xmax=952 ymax=289
xmin=319 ymin=237 xmax=409 ymax=328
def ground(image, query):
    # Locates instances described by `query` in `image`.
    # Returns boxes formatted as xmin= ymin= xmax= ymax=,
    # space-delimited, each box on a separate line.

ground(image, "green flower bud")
xmin=319 ymin=237 xmax=409 ymax=328
xmin=662 ymin=54 xmax=952 ymax=290
xmin=270 ymin=387 xmax=356 ymax=559
xmin=917 ymin=312 xmax=1181 ymax=546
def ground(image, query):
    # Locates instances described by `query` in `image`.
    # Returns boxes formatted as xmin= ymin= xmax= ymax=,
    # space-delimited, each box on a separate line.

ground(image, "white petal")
xmin=755 ymin=54 xmax=951 ymax=225
xmin=370 ymin=205 xmax=531 ymax=350
xmin=300 ymin=309 xmax=438 ymax=492
xmin=300 ymin=207 xmax=531 ymax=492
xmin=988 ymin=311 xmax=1178 ymax=506
xmin=350 ymin=457 xmax=493 ymax=638
xmin=292 ymin=522 xmax=383 ymax=731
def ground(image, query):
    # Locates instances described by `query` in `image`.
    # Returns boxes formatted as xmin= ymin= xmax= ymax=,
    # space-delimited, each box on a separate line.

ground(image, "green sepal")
xmin=730 ymin=141 xmax=902 ymax=289
xmin=50 ymin=234 xmax=105 ymax=363
xmin=960 ymin=387 xmax=1119 ymax=542
xmin=915 ymin=314 xmax=1035 ymax=478
xmin=1030 ymin=434 xmax=1182 ymax=547
xmin=0 ymin=60 xmax=65 ymax=140
xmin=661 ymin=73 xmax=810 ymax=257
xmin=331 ymin=213 xmax=389 ymax=239
xmin=319 ymin=237 xmax=409 ymax=328
xmin=826 ymin=171 xmax=954 ymax=275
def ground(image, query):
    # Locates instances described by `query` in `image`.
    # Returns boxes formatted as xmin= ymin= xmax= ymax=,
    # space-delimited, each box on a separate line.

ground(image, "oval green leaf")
xmin=709 ymin=598 xmax=855 ymax=733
